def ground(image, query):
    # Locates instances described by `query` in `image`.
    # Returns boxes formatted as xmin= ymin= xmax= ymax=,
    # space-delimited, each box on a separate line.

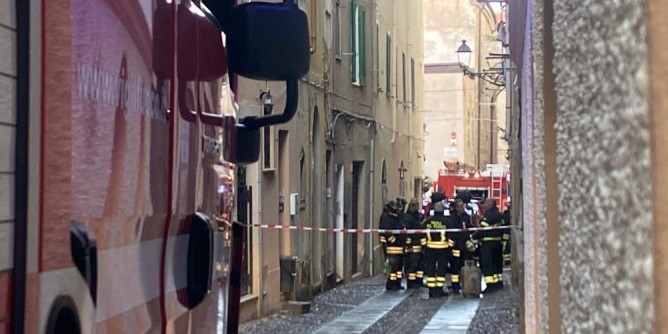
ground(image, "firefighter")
xmin=379 ymin=199 xmax=406 ymax=290
xmin=425 ymin=191 xmax=446 ymax=218
xmin=502 ymin=202 xmax=511 ymax=266
xmin=403 ymin=199 xmax=424 ymax=289
xmin=421 ymin=201 xmax=453 ymax=298
xmin=447 ymin=199 xmax=473 ymax=294
xmin=396 ymin=197 xmax=408 ymax=213
xmin=472 ymin=198 xmax=505 ymax=293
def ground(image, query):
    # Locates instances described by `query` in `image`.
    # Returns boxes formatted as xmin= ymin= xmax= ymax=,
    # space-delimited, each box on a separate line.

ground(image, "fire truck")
xmin=1 ymin=1 xmax=308 ymax=333
xmin=433 ymin=162 xmax=510 ymax=212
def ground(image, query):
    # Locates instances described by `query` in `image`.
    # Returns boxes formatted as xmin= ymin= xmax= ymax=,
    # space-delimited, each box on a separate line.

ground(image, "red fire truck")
xmin=2 ymin=1 xmax=308 ymax=333
xmin=433 ymin=162 xmax=510 ymax=211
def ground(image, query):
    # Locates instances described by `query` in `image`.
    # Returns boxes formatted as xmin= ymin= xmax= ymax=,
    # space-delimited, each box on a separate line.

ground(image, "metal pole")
xmin=477 ymin=6 xmax=482 ymax=169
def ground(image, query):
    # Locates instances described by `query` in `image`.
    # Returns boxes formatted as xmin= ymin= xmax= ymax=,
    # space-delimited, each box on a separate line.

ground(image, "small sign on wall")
xmin=443 ymin=147 xmax=458 ymax=157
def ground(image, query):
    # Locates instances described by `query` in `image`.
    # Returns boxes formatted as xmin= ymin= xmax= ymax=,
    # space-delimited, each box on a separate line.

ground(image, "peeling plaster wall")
xmin=552 ymin=1 xmax=653 ymax=332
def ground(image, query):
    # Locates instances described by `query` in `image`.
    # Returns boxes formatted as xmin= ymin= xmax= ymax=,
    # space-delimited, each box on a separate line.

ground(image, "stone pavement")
xmin=420 ymin=296 xmax=479 ymax=334
xmin=312 ymin=289 xmax=413 ymax=333
xmin=239 ymin=273 xmax=516 ymax=333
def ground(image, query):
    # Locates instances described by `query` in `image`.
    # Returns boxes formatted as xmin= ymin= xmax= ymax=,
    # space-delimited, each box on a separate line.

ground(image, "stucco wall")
xmin=552 ymin=0 xmax=653 ymax=332
xmin=519 ymin=11 xmax=539 ymax=329
xmin=529 ymin=0 xmax=550 ymax=332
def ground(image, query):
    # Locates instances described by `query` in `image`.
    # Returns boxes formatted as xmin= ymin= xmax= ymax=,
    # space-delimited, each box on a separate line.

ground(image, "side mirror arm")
xmin=240 ymin=79 xmax=298 ymax=130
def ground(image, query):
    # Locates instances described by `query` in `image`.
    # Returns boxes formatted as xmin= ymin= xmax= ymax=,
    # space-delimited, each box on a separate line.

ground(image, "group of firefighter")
xmin=378 ymin=191 xmax=510 ymax=298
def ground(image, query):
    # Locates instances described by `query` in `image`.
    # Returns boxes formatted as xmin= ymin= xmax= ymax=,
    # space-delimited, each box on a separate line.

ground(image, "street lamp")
xmin=456 ymin=40 xmax=506 ymax=87
xmin=457 ymin=40 xmax=473 ymax=72
xmin=260 ymin=90 xmax=273 ymax=115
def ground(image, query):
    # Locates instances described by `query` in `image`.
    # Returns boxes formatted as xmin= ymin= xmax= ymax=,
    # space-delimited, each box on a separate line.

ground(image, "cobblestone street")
xmin=240 ymin=270 xmax=518 ymax=334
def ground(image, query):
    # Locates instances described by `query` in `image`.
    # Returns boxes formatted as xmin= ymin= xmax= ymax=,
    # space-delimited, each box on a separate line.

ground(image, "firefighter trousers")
xmin=480 ymin=241 xmax=503 ymax=289
xmin=424 ymin=248 xmax=450 ymax=296
xmin=386 ymin=254 xmax=404 ymax=290
xmin=404 ymin=252 xmax=423 ymax=288
xmin=503 ymin=239 xmax=512 ymax=265
xmin=448 ymin=249 xmax=464 ymax=288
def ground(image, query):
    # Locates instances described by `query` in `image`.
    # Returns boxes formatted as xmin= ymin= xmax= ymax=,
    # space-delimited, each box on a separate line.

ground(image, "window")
xmin=335 ymin=1 xmax=341 ymax=59
xmin=386 ymin=33 xmax=391 ymax=95
xmin=262 ymin=94 xmax=276 ymax=171
xmin=325 ymin=8 xmax=333 ymax=49
xmin=309 ymin=0 xmax=317 ymax=52
xmin=402 ymin=52 xmax=406 ymax=102
xmin=375 ymin=21 xmax=380 ymax=90
xmin=411 ymin=57 xmax=415 ymax=107
xmin=395 ymin=45 xmax=399 ymax=97
xmin=299 ymin=149 xmax=306 ymax=208
xmin=298 ymin=0 xmax=317 ymax=52
xmin=262 ymin=127 xmax=276 ymax=171
xmin=351 ymin=1 xmax=366 ymax=86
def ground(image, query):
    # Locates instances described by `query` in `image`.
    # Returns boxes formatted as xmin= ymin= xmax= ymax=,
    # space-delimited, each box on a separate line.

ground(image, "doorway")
xmin=351 ymin=161 xmax=364 ymax=275
xmin=278 ymin=130 xmax=290 ymax=256
xmin=335 ymin=164 xmax=344 ymax=278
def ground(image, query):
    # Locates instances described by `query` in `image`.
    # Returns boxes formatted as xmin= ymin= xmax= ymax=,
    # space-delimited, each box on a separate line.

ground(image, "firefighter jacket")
xmin=447 ymin=212 xmax=472 ymax=258
xmin=472 ymin=206 xmax=504 ymax=242
xmin=403 ymin=211 xmax=424 ymax=254
xmin=421 ymin=212 xmax=454 ymax=250
xmin=379 ymin=211 xmax=405 ymax=255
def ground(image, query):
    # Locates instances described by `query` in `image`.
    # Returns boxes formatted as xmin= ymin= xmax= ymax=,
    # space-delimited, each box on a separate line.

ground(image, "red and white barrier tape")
xmin=214 ymin=217 xmax=510 ymax=234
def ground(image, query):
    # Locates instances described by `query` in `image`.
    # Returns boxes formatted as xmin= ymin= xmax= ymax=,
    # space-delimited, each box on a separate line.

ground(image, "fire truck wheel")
xmin=46 ymin=295 xmax=82 ymax=334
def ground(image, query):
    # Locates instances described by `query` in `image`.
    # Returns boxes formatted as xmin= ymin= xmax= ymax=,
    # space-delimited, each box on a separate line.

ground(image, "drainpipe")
xmin=368 ymin=0 xmax=378 ymax=276
xmin=368 ymin=124 xmax=375 ymax=275
xmin=390 ymin=95 xmax=397 ymax=144
xmin=476 ymin=5 xmax=482 ymax=168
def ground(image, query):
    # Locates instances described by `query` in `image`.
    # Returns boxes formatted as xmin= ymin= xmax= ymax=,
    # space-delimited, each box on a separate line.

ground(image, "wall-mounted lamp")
xmin=260 ymin=90 xmax=273 ymax=115
xmin=456 ymin=40 xmax=507 ymax=87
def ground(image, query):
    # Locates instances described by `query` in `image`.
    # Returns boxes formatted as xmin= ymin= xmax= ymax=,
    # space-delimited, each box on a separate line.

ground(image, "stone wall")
xmin=552 ymin=0 xmax=652 ymax=332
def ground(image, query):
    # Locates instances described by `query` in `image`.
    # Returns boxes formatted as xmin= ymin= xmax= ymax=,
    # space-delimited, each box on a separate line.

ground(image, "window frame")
xmin=385 ymin=33 xmax=392 ymax=95
xmin=334 ymin=0 xmax=342 ymax=60
xmin=402 ymin=52 xmax=406 ymax=103
xmin=411 ymin=57 xmax=416 ymax=107
xmin=351 ymin=1 xmax=366 ymax=86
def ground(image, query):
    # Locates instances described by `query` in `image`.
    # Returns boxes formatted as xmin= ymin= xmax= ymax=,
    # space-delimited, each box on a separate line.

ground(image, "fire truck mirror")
xmin=177 ymin=2 xmax=228 ymax=81
xmin=224 ymin=0 xmax=310 ymax=81
xmin=235 ymin=124 xmax=260 ymax=165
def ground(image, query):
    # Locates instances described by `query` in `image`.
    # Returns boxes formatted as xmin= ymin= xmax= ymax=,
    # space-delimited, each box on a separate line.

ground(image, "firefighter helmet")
xmin=387 ymin=199 xmax=404 ymax=215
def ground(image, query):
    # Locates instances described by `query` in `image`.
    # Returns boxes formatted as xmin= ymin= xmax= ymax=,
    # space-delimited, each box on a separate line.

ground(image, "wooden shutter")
xmin=351 ymin=1 xmax=357 ymax=81
xmin=359 ymin=6 xmax=366 ymax=86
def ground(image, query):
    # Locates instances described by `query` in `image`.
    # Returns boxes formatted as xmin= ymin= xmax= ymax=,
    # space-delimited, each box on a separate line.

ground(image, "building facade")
xmin=423 ymin=0 xmax=505 ymax=176
xmin=372 ymin=0 xmax=425 ymax=269
xmin=237 ymin=0 xmax=425 ymax=322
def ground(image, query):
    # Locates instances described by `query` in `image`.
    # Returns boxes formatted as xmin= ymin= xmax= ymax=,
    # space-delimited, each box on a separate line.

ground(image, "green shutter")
xmin=359 ymin=6 xmax=366 ymax=86
xmin=351 ymin=1 xmax=357 ymax=82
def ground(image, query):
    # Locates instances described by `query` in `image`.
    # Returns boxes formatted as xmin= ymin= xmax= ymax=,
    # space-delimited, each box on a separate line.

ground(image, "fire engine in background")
xmin=426 ymin=161 xmax=510 ymax=221
xmin=2 ymin=0 xmax=308 ymax=333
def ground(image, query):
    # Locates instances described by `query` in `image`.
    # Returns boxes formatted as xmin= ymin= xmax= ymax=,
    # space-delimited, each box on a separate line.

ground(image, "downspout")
xmin=368 ymin=0 xmax=378 ymax=276
xmin=368 ymin=124 xmax=375 ymax=275
xmin=391 ymin=96 xmax=397 ymax=143
xmin=476 ymin=5 xmax=482 ymax=168
xmin=390 ymin=0 xmax=397 ymax=144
